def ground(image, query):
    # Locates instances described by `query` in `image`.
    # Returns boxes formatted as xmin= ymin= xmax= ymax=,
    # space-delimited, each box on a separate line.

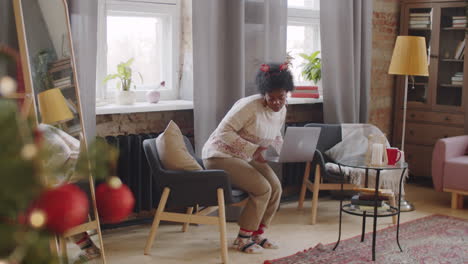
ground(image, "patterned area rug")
xmin=264 ymin=215 xmax=468 ymax=264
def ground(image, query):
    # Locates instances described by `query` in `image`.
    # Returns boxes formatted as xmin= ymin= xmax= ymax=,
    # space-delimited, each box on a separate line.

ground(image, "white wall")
xmin=38 ymin=0 xmax=70 ymax=59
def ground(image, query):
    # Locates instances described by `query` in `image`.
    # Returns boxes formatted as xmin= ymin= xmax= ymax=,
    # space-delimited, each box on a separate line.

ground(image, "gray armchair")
xmin=142 ymin=136 xmax=247 ymax=263
xmin=297 ymin=123 xmax=355 ymax=224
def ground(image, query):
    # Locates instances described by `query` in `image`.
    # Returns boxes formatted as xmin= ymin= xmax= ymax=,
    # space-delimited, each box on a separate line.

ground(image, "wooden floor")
xmin=83 ymin=184 xmax=467 ymax=264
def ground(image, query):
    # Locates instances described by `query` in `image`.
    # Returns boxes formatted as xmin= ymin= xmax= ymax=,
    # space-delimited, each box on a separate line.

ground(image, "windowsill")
xmin=95 ymin=97 xmax=323 ymax=115
xmin=96 ymin=100 xmax=194 ymax=115
xmin=287 ymin=96 xmax=323 ymax=105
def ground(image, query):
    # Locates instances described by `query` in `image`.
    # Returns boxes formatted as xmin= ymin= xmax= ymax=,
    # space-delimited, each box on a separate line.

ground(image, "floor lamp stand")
xmin=400 ymin=75 xmax=415 ymax=212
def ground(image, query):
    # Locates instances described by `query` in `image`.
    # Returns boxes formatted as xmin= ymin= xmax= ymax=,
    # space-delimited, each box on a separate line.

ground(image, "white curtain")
xmin=192 ymin=0 xmax=288 ymax=154
xmin=320 ymin=0 xmax=373 ymax=123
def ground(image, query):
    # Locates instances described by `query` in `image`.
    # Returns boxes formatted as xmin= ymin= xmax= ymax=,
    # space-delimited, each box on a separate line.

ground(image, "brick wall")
xmin=369 ymin=0 xmax=400 ymax=138
xmin=96 ymin=110 xmax=194 ymax=137
xmin=96 ymin=103 xmax=323 ymax=138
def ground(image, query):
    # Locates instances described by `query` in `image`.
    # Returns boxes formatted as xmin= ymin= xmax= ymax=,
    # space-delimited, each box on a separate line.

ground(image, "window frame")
xmin=96 ymin=0 xmax=180 ymax=102
xmin=286 ymin=6 xmax=321 ymax=86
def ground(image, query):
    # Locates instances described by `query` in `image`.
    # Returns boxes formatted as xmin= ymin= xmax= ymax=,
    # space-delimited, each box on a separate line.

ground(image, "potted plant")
xmin=104 ymin=58 xmax=142 ymax=105
xmin=299 ymin=51 xmax=322 ymax=88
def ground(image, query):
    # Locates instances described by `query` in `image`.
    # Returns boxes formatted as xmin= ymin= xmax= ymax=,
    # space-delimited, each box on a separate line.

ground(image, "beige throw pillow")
xmin=156 ymin=120 xmax=202 ymax=171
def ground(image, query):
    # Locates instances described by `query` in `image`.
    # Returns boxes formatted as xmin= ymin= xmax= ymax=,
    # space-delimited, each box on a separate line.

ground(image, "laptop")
xmin=265 ymin=127 xmax=321 ymax=163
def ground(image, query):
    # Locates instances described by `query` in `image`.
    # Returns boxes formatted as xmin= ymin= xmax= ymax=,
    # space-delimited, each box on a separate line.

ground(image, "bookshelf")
xmin=48 ymin=57 xmax=82 ymax=137
xmin=393 ymin=0 xmax=467 ymax=178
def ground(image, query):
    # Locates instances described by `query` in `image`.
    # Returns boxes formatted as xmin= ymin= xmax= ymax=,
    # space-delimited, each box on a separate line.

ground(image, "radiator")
xmin=105 ymin=133 xmax=160 ymax=213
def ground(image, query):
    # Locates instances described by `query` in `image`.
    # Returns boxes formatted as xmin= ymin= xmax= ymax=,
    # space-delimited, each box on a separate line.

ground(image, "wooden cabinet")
xmin=393 ymin=0 xmax=467 ymax=178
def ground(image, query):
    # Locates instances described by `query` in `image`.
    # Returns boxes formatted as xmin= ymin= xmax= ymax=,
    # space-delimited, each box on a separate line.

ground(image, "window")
xmin=287 ymin=0 xmax=320 ymax=86
xmin=96 ymin=0 xmax=180 ymax=102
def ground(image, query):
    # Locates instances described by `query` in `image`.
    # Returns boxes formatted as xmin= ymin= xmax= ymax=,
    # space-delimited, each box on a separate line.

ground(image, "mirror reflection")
xmin=22 ymin=0 xmax=81 ymax=138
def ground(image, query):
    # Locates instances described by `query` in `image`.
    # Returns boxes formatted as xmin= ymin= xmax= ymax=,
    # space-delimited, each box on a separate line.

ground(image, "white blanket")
xmin=324 ymin=124 xmax=407 ymax=195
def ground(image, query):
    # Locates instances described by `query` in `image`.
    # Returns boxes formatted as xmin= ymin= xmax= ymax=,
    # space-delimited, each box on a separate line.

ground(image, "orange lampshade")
xmin=38 ymin=88 xmax=74 ymax=124
xmin=388 ymin=36 xmax=429 ymax=76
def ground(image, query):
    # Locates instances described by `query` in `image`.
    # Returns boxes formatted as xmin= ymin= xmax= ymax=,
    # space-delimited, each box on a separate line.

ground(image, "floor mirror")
xmin=13 ymin=0 xmax=106 ymax=263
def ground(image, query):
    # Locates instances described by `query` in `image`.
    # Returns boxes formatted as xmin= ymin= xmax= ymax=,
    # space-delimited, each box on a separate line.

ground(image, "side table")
xmin=332 ymin=161 xmax=408 ymax=261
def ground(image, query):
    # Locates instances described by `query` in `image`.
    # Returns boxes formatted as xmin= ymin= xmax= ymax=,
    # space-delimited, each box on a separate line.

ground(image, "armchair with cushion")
xmin=432 ymin=135 xmax=468 ymax=209
xmin=297 ymin=124 xmax=357 ymax=224
xmin=142 ymin=136 xmax=247 ymax=264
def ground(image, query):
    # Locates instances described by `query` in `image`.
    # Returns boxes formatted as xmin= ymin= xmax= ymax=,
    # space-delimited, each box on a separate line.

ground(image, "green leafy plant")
xmin=33 ymin=50 xmax=56 ymax=92
xmin=299 ymin=51 xmax=322 ymax=85
xmin=103 ymin=58 xmax=142 ymax=91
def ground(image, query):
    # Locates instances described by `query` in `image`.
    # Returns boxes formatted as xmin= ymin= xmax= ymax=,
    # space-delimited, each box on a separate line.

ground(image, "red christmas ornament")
xmin=31 ymin=184 xmax=89 ymax=234
xmin=96 ymin=177 xmax=135 ymax=224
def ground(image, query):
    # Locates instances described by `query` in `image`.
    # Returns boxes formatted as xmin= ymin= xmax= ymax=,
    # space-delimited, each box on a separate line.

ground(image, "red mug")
xmin=386 ymin=147 xmax=401 ymax=165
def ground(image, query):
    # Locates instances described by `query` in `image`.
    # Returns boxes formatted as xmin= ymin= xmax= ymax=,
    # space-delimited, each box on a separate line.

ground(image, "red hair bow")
xmin=279 ymin=62 xmax=289 ymax=71
xmin=260 ymin=64 xmax=270 ymax=73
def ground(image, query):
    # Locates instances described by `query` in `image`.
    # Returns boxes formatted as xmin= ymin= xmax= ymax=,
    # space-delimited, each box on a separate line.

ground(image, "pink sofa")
xmin=432 ymin=135 xmax=468 ymax=209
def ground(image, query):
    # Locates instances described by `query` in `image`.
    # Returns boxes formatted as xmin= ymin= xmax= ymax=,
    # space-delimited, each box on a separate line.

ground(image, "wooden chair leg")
xmin=182 ymin=207 xmax=194 ymax=232
xmin=144 ymin=187 xmax=170 ymax=255
xmin=311 ymin=164 xmax=321 ymax=225
xmin=217 ymin=188 xmax=228 ymax=264
xmin=59 ymin=236 xmax=68 ymax=261
xmin=298 ymin=162 xmax=311 ymax=209
xmin=457 ymin=194 xmax=464 ymax=209
xmin=389 ymin=194 xmax=397 ymax=225
xmin=50 ymin=236 xmax=59 ymax=256
xmin=451 ymin=192 xmax=459 ymax=209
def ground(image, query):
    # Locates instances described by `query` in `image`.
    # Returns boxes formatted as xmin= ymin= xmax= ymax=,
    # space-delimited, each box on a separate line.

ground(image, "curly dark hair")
xmin=255 ymin=63 xmax=295 ymax=95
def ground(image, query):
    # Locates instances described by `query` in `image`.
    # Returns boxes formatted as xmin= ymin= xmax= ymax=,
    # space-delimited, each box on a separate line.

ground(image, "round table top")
xmin=336 ymin=160 xmax=408 ymax=170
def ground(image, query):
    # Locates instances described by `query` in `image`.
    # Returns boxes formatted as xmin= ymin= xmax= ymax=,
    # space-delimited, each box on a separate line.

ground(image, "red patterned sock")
xmin=253 ymin=224 xmax=266 ymax=236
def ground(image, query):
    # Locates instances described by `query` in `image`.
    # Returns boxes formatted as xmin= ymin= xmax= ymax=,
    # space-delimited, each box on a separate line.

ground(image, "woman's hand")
xmin=253 ymin=146 xmax=268 ymax=163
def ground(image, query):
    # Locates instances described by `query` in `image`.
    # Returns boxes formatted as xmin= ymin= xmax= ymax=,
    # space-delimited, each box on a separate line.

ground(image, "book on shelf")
xmin=290 ymin=93 xmax=320 ymax=99
xmin=53 ymin=83 xmax=73 ymax=90
xmin=66 ymin=98 xmax=78 ymax=114
xmin=410 ymin=20 xmax=431 ymax=25
xmin=451 ymin=81 xmax=463 ymax=85
xmin=410 ymin=13 xmax=431 ymax=17
xmin=409 ymin=24 xmax=431 ymax=29
xmin=453 ymin=20 xmax=467 ymax=23
xmin=54 ymin=76 xmax=71 ymax=82
xmin=351 ymin=195 xmax=383 ymax=207
xmin=291 ymin=86 xmax=320 ymax=98
xmin=53 ymin=79 xmax=71 ymax=86
xmin=453 ymin=16 xmax=467 ymax=19
xmin=53 ymin=82 xmax=72 ymax=88
xmin=410 ymin=17 xmax=431 ymax=21
xmin=357 ymin=202 xmax=391 ymax=212
xmin=454 ymin=40 xmax=465 ymax=59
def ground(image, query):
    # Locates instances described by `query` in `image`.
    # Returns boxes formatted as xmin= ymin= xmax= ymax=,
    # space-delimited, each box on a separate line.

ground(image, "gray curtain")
xmin=69 ymin=0 xmax=98 ymax=141
xmin=320 ymin=0 xmax=372 ymax=124
xmin=192 ymin=0 xmax=287 ymax=154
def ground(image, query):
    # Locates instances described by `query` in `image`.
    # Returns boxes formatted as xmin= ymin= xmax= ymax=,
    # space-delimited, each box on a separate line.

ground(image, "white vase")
xmin=146 ymin=89 xmax=160 ymax=103
xmin=117 ymin=90 xmax=136 ymax=105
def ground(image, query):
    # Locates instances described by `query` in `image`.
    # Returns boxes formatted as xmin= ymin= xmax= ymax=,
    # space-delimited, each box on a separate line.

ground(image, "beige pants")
xmin=203 ymin=157 xmax=282 ymax=231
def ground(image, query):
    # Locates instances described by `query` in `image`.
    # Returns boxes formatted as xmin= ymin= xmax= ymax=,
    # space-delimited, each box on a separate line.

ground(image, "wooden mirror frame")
xmin=12 ymin=0 xmax=106 ymax=262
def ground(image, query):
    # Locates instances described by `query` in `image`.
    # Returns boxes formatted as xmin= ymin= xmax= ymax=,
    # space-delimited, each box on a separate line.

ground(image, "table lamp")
xmin=388 ymin=36 xmax=429 ymax=212
xmin=38 ymin=88 xmax=74 ymax=124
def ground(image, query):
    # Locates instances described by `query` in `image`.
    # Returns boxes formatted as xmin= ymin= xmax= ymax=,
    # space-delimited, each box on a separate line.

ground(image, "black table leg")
xmin=333 ymin=164 xmax=345 ymax=251
xmin=361 ymin=168 xmax=369 ymax=242
xmin=372 ymin=169 xmax=381 ymax=261
xmin=361 ymin=212 xmax=366 ymax=242
xmin=396 ymin=168 xmax=406 ymax=252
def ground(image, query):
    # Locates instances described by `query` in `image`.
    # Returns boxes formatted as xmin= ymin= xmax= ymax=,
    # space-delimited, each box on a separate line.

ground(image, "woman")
xmin=202 ymin=62 xmax=294 ymax=254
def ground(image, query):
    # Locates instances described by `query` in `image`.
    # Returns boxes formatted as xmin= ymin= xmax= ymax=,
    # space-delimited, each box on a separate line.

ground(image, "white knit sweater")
xmin=202 ymin=94 xmax=286 ymax=161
